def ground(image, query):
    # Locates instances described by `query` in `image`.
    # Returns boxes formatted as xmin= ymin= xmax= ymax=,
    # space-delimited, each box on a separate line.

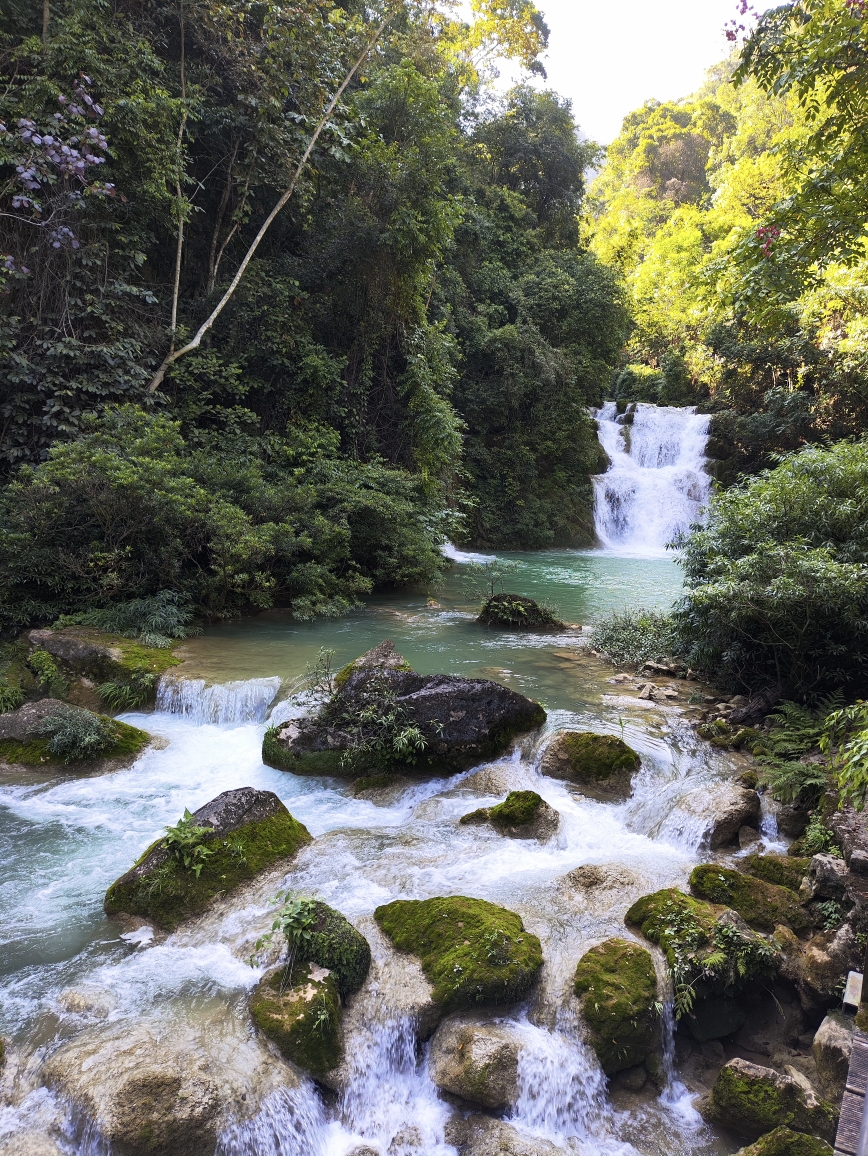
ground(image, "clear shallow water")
xmin=0 ymin=550 xmax=737 ymax=1156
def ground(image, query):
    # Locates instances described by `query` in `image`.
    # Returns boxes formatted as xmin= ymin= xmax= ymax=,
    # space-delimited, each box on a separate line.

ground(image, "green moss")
xmin=558 ymin=733 xmax=641 ymax=783
xmin=306 ymin=901 xmax=371 ymax=996
xmin=104 ymin=809 xmax=312 ymax=930
xmin=0 ymin=718 xmax=150 ymax=766
xmin=742 ymin=854 xmax=811 ymax=893
xmin=737 ymin=1126 xmax=833 ymax=1156
xmin=573 ymin=938 xmax=658 ymax=1075
xmin=489 ymin=791 xmax=543 ymax=830
xmin=249 ymin=960 xmax=342 ymax=1076
xmin=709 ymin=1062 xmax=838 ymax=1141
xmin=262 ymin=727 xmax=345 ymax=775
xmin=459 ymin=807 xmax=492 ymax=825
xmin=374 ymin=895 xmax=543 ymax=1010
xmin=689 ymin=864 xmax=810 ymax=933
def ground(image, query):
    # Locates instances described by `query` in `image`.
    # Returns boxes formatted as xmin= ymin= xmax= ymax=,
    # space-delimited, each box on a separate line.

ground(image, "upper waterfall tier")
xmin=592 ymin=401 xmax=711 ymax=555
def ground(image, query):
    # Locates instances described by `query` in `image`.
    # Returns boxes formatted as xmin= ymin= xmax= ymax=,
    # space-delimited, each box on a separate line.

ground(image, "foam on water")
xmin=592 ymin=402 xmax=711 ymax=555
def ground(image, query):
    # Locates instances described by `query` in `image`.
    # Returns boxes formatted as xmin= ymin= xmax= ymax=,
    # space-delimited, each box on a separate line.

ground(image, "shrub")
xmin=33 ymin=705 xmax=116 ymax=763
xmin=0 ymin=686 xmax=24 ymax=713
xmin=164 ymin=809 xmax=215 ymax=878
xmin=55 ymin=591 xmax=201 ymax=648
xmin=27 ymin=650 xmax=68 ymax=698
xmin=676 ymin=440 xmax=868 ymax=694
xmin=591 ymin=607 xmax=678 ymax=666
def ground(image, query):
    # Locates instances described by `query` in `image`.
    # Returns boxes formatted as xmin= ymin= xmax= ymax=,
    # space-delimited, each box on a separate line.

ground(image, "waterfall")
xmin=592 ymin=402 xmax=711 ymax=554
xmin=155 ymin=675 xmax=282 ymax=725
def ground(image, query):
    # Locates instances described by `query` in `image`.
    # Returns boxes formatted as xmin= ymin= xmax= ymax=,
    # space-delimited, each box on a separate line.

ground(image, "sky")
xmin=520 ymin=0 xmax=775 ymax=144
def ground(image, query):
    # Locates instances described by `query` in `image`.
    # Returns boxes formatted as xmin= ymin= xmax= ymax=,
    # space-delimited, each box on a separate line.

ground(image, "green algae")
xmin=305 ymin=901 xmax=371 ymax=996
xmin=488 ymin=791 xmax=544 ymax=830
xmin=573 ymin=938 xmax=658 ymax=1074
xmin=708 ymin=1062 xmax=838 ymax=1141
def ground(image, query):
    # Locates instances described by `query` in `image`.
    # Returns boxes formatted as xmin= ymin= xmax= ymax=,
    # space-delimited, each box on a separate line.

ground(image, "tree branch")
xmin=146 ymin=9 xmax=396 ymax=394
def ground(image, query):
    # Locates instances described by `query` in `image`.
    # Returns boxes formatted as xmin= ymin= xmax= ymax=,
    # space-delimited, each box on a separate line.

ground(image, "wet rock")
xmin=42 ymin=1012 xmax=299 ymax=1156
xmin=459 ymin=791 xmax=559 ymax=841
xmin=705 ymin=783 xmax=762 ymax=848
xmin=460 ymin=762 xmax=527 ymax=796
xmin=689 ymin=863 xmax=810 ymax=933
xmin=265 ymin=643 xmax=546 ymax=777
xmin=539 ymin=731 xmax=641 ymax=800
xmin=477 ymin=594 xmax=564 ymax=631
xmin=739 ymin=826 xmax=761 ymax=850
xmin=812 ymin=1011 xmax=855 ymax=1101
xmin=704 ymin=1057 xmax=837 ymax=1141
xmin=0 ymin=1135 xmax=65 ymax=1156
xmin=573 ymin=938 xmax=658 ymax=1074
xmin=0 ymin=699 xmax=150 ymax=772
xmin=742 ymin=854 xmax=811 ymax=894
xmin=774 ymin=802 xmax=811 ymax=838
xmin=374 ymin=895 xmax=542 ymax=1012
xmin=801 ymin=925 xmax=861 ymax=1009
xmin=428 ymin=1018 xmax=519 ymax=1110
xmin=733 ymin=988 xmax=804 ymax=1056
xmin=104 ymin=787 xmax=312 ymax=930
xmin=802 ymin=854 xmax=849 ymax=900
xmin=352 ymin=773 xmax=413 ymax=804
xmin=734 ymin=1126 xmax=833 ymax=1155
xmin=445 ymin=1114 xmax=563 ymax=1156
xmin=728 ymin=686 xmax=783 ymax=727
xmin=250 ymin=961 xmax=342 ymax=1077
xmin=686 ymin=996 xmax=746 ymax=1042
xmin=614 ymin=1064 xmax=648 ymax=1091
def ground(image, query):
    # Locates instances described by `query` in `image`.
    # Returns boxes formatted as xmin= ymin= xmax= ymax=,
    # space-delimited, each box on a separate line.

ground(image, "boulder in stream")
xmin=539 ymin=731 xmax=640 ymax=800
xmin=445 ymin=1114 xmax=564 ymax=1156
xmin=250 ymin=960 xmax=342 ymax=1077
xmin=460 ymin=791 xmax=559 ymax=840
xmin=428 ymin=1017 xmax=520 ymax=1109
xmin=689 ymin=864 xmax=811 ymax=933
xmin=741 ymin=854 xmax=811 ymax=893
xmin=0 ymin=699 xmax=150 ymax=772
xmin=374 ymin=895 xmax=542 ymax=1012
xmin=263 ymin=642 xmax=546 ymax=777
xmin=104 ymin=787 xmax=312 ymax=929
xmin=477 ymin=594 xmax=565 ymax=631
xmin=703 ymin=1057 xmax=837 ymax=1141
xmin=734 ymin=1128 xmax=833 ymax=1156
xmin=573 ymin=938 xmax=659 ymax=1075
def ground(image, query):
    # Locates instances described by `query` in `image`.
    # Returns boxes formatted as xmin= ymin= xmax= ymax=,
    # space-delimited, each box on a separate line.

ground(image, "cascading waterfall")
xmin=155 ymin=674 xmax=282 ymax=724
xmin=592 ymin=402 xmax=711 ymax=553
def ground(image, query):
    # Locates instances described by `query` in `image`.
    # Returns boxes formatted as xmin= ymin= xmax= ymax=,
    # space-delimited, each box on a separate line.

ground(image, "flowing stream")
xmin=0 ymin=411 xmax=746 ymax=1156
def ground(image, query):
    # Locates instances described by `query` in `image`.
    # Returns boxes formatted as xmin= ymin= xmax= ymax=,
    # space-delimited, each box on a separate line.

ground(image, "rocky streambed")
xmin=0 ymin=610 xmax=857 ymax=1156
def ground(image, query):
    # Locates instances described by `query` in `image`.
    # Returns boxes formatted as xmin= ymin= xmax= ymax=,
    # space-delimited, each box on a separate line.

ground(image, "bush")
xmin=0 ymin=686 xmax=24 ymax=713
xmin=33 ymin=705 xmax=116 ymax=763
xmin=591 ymin=607 xmax=678 ymax=666
xmin=55 ymin=591 xmax=200 ymax=648
xmin=676 ymin=440 xmax=868 ymax=695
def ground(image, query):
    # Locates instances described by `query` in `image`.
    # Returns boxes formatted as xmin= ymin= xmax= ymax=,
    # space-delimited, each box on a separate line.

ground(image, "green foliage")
xmin=477 ymin=593 xmax=563 ymax=630
xmin=330 ymin=677 xmax=430 ymax=772
xmin=461 ymin=559 xmax=520 ymax=602
xmin=27 ymin=651 xmax=68 ymax=699
xmin=374 ymin=895 xmax=543 ymax=1009
xmin=33 ymin=704 xmax=116 ymax=763
xmin=751 ymin=698 xmax=839 ymax=805
xmin=591 ymin=608 xmax=678 ymax=667
xmin=256 ymin=894 xmax=370 ymax=996
xmin=816 ymin=900 xmax=845 ymax=932
xmin=573 ymin=938 xmax=658 ymax=1075
xmin=163 ymin=809 xmax=215 ymax=879
xmin=97 ymin=676 xmax=157 ymax=712
xmin=0 ymin=687 xmax=25 ymax=713
xmin=790 ymin=814 xmax=842 ymax=858
xmin=675 ymin=441 xmax=868 ymax=695
xmin=822 ymin=699 xmax=868 ymax=810
xmin=55 ymin=592 xmax=200 ymax=648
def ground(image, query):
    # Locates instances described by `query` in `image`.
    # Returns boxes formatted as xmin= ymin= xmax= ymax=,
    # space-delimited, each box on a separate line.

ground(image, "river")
xmin=0 ymin=406 xmax=752 ymax=1156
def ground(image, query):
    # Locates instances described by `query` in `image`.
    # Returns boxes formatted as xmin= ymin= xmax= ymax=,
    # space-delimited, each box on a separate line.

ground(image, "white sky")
xmin=524 ymin=0 xmax=774 ymax=144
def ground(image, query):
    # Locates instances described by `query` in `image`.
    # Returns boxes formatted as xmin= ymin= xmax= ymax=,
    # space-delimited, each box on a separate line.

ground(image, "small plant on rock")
xmin=822 ymin=699 xmax=868 ymax=810
xmin=795 ymin=814 xmax=842 ymax=857
xmin=164 ymin=809 xmax=214 ymax=878
xmin=54 ymin=590 xmax=201 ymax=648
xmin=256 ymin=894 xmax=319 ymax=989
xmin=33 ymin=705 xmax=115 ymax=763
xmin=98 ymin=673 xmax=157 ymax=712
xmin=0 ymin=685 xmax=24 ymax=713
xmin=27 ymin=650 xmax=68 ymax=698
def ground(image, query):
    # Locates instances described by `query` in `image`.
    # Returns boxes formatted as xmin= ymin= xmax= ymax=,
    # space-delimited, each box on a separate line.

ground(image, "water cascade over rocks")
xmin=592 ymin=402 xmax=711 ymax=553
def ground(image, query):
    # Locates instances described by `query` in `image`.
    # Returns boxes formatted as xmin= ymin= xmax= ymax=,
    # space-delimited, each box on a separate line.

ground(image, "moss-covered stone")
xmin=305 ymin=901 xmax=371 ymax=996
xmin=742 ymin=854 xmax=812 ymax=894
xmin=460 ymin=792 xmax=558 ymax=840
xmin=0 ymin=717 xmax=149 ymax=767
xmin=374 ymin=896 xmax=543 ymax=1011
xmin=540 ymin=732 xmax=641 ymax=799
xmin=489 ymin=791 xmax=544 ymax=830
xmin=104 ymin=789 xmax=312 ymax=930
xmin=249 ymin=961 xmax=342 ymax=1077
xmin=706 ymin=1058 xmax=837 ymax=1141
xmin=736 ymin=1127 xmax=833 ymax=1156
xmin=352 ymin=772 xmax=401 ymax=795
xmin=573 ymin=938 xmax=658 ymax=1075
xmin=477 ymin=594 xmax=565 ymax=631
xmin=689 ymin=864 xmax=811 ymax=933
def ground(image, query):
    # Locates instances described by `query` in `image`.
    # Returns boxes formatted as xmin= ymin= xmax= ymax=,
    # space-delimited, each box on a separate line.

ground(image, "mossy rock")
xmin=374 ymin=896 xmax=543 ymax=1011
xmin=573 ymin=938 xmax=658 ymax=1075
xmin=305 ymin=901 xmax=371 ymax=997
xmin=706 ymin=1058 xmax=837 ymax=1142
xmin=477 ymin=594 xmax=565 ymax=631
xmin=460 ymin=791 xmax=559 ymax=840
xmin=249 ymin=961 xmax=342 ymax=1077
xmin=742 ymin=854 xmax=812 ymax=894
xmin=540 ymin=732 xmax=640 ymax=800
xmin=333 ymin=640 xmax=412 ymax=691
xmin=104 ymin=788 xmax=312 ymax=930
xmin=689 ymin=864 xmax=811 ymax=933
xmin=0 ymin=717 xmax=150 ymax=768
xmin=736 ymin=1126 xmax=833 ymax=1156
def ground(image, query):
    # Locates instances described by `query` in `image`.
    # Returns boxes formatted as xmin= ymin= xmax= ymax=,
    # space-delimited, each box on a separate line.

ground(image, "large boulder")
xmin=104 ymin=788 xmax=312 ymax=929
xmin=706 ymin=783 xmax=762 ymax=848
xmin=477 ymin=594 xmax=564 ymax=631
xmin=573 ymin=938 xmax=658 ymax=1074
xmin=250 ymin=961 xmax=342 ymax=1077
xmin=460 ymin=791 xmax=559 ymax=841
xmin=374 ymin=896 xmax=542 ymax=1012
xmin=445 ymin=1114 xmax=563 ymax=1156
xmin=264 ymin=643 xmax=546 ymax=777
xmin=0 ymin=699 xmax=150 ymax=772
xmin=703 ymin=1058 xmax=837 ymax=1141
xmin=742 ymin=854 xmax=811 ymax=893
xmin=428 ymin=1018 xmax=520 ymax=1110
xmin=827 ymin=800 xmax=868 ymax=866
xmin=539 ymin=731 xmax=641 ymax=800
xmin=803 ymin=854 xmax=849 ymax=900
xmin=812 ymin=1011 xmax=855 ymax=1102
xmin=734 ymin=1127 xmax=833 ymax=1156
xmin=689 ymin=864 xmax=810 ymax=933
xmin=800 ymin=924 xmax=862 ymax=1009
xmin=41 ymin=1012 xmax=299 ymax=1156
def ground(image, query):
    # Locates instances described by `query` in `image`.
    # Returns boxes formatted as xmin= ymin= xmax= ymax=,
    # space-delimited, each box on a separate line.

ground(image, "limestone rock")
xmin=0 ymin=1135 xmax=65 ymax=1156
xmin=573 ymin=938 xmax=658 ymax=1073
xmin=812 ymin=1011 xmax=855 ymax=1101
xmin=704 ymin=1057 xmax=837 ymax=1141
xmin=801 ymin=925 xmax=861 ymax=1008
xmin=689 ymin=863 xmax=810 ymax=933
xmin=250 ymin=961 xmax=342 ymax=1077
xmin=0 ymin=699 xmax=150 ymax=773
xmin=42 ymin=1012 xmax=299 ymax=1156
xmin=445 ymin=1114 xmax=563 ymax=1156
xmin=428 ymin=1018 xmax=519 ymax=1110
xmin=0 ymin=699 xmax=72 ymax=741
xmin=539 ymin=731 xmax=641 ymax=800
xmin=743 ymin=854 xmax=811 ymax=894
xmin=104 ymin=787 xmax=312 ymax=929
xmin=803 ymin=854 xmax=849 ymax=900
xmin=828 ymin=802 xmax=868 ymax=866
xmin=706 ymin=783 xmax=762 ymax=848
xmin=460 ymin=791 xmax=559 ymax=841
xmin=265 ymin=643 xmax=546 ymax=777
